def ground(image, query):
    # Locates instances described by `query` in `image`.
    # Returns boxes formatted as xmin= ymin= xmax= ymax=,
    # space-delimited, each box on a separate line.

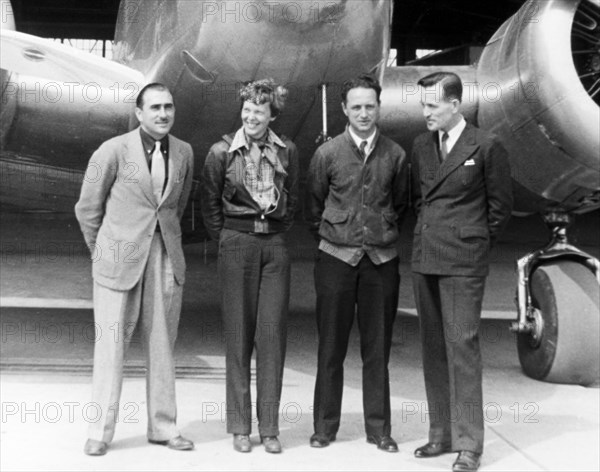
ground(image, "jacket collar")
xmin=229 ymin=127 xmax=286 ymax=152
xmin=228 ymin=127 xmax=287 ymax=173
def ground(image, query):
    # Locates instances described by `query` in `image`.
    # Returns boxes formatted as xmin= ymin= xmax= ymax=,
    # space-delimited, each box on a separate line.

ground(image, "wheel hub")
xmin=526 ymin=308 xmax=545 ymax=348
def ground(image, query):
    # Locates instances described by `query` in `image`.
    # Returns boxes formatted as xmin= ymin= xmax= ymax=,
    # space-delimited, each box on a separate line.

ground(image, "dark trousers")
xmin=218 ymin=229 xmax=290 ymax=436
xmin=312 ymin=251 xmax=399 ymax=437
xmin=412 ymin=272 xmax=486 ymax=454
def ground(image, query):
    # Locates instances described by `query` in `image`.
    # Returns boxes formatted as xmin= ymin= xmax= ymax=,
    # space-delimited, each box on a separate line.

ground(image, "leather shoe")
xmin=233 ymin=434 xmax=252 ymax=453
xmin=148 ymin=435 xmax=194 ymax=451
xmin=309 ymin=432 xmax=336 ymax=448
xmin=366 ymin=435 xmax=399 ymax=453
xmin=261 ymin=436 xmax=282 ymax=453
xmin=414 ymin=441 xmax=452 ymax=458
xmin=84 ymin=439 xmax=107 ymax=456
xmin=452 ymin=451 xmax=481 ymax=472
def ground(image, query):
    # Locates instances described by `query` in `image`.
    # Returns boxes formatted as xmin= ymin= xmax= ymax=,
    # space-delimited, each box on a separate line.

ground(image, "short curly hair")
xmin=240 ymin=78 xmax=288 ymax=117
xmin=341 ymin=74 xmax=382 ymax=104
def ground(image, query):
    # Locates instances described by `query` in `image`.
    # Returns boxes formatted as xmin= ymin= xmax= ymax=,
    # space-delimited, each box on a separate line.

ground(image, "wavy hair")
xmin=341 ymin=74 xmax=382 ymax=104
xmin=240 ymin=78 xmax=288 ymax=117
xmin=417 ymin=72 xmax=463 ymax=102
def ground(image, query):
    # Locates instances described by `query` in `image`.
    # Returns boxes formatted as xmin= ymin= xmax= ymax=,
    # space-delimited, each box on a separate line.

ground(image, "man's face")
xmin=241 ymin=101 xmax=274 ymax=140
xmin=420 ymin=85 xmax=459 ymax=132
xmin=135 ymin=89 xmax=175 ymax=139
xmin=342 ymin=87 xmax=380 ymax=138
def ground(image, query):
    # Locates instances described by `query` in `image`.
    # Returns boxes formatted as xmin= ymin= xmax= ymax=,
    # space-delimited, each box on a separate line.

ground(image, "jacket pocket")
xmin=322 ymin=207 xmax=349 ymax=224
xmin=379 ymin=210 xmax=399 ymax=245
xmin=459 ymin=226 xmax=488 ymax=240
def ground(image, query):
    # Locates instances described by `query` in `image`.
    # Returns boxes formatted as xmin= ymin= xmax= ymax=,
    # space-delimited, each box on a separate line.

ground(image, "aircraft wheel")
xmin=517 ymin=260 xmax=600 ymax=386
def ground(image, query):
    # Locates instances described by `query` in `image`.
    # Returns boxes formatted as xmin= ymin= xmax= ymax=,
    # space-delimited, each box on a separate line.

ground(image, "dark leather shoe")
xmin=309 ymin=433 xmax=336 ymax=448
xmin=148 ymin=435 xmax=194 ymax=451
xmin=261 ymin=436 xmax=282 ymax=453
xmin=84 ymin=439 xmax=107 ymax=456
xmin=414 ymin=441 xmax=452 ymax=458
xmin=452 ymin=451 xmax=481 ymax=472
xmin=366 ymin=435 xmax=399 ymax=453
xmin=233 ymin=434 xmax=252 ymax=453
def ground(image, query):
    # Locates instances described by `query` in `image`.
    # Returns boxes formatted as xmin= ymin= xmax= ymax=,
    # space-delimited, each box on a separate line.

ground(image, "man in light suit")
xmin=410 ymin=72 xmax=512 ymax=472
xmin=75 ymin=83 xmax=194 ymax=456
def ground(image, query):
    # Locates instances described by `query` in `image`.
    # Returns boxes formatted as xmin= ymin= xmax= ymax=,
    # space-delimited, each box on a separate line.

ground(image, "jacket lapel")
xmin=420 ymin=133 xmax=442 ymax=195
xmin=161 ymin=135 xmax=183 ymax=205
xmin=125 ymin=128 xmax=156 ymax=205
xmin=426 ymin=124 xmax=479 ymax=197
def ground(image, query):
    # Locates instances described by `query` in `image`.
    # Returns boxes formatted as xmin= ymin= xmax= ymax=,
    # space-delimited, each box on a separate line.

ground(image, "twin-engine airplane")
xmin=1 ymin=0 xmax=599 ymax=386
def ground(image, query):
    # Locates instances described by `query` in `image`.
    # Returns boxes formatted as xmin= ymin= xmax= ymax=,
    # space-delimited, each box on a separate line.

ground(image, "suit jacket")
xmin=75 ymin=127 xmax=194 ymax=290
xmin=411 ymin=122 xmax=512 ymax=276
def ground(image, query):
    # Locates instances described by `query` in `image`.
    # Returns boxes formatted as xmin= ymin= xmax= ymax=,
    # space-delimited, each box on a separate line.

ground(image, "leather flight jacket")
xmin=201 ymin=130 xmax=299 ymax=240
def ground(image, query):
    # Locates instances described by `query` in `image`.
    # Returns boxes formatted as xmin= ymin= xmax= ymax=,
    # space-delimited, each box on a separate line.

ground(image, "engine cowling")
xmin=477 ymin=0 xmax=600 ymax=214
xmin=1 ymin=0 xmax=16 ymax=149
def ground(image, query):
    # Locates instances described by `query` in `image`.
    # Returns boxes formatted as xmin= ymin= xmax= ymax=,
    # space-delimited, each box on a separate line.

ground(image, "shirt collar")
xmin=140 ymin=127 xmax=169 ymax=155
xmin=229 ymin=127 xmax=286 ymax=153
xmin=347 ymin=126 xmax=377 ymax=153
xmin=229 ymin=127 xmax=287 ymax=174
xmin=439 ymin=117 xmax=466 ymax=150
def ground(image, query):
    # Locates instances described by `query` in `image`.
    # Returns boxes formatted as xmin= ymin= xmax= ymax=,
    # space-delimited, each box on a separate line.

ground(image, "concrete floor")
xmin=1 ymin=211 xmax=599 ymax=471
xmin=1 ymin=321 xmax=599 ymax=472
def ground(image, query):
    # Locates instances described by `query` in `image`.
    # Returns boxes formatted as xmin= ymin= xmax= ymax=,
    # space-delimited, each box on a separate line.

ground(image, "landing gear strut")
xmin=511 ymin=211 xmax=600 ymax=386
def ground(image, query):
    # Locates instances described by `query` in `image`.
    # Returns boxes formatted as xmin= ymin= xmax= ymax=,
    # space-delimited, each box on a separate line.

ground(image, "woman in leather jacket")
xmin=200 ymin=78 xmax=299 ymax=454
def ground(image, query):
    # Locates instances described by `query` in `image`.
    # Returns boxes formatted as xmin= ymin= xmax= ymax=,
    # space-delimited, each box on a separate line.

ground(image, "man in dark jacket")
xmin=411 ymin=71 xmax=513 ymax=472
xmin=306 ymin=74 xmax=409 ymax=453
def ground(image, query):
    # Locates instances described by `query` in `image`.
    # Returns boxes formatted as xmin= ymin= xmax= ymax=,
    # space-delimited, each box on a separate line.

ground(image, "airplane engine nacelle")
xmin=0 ymin=71 xmax=17 ymax=150
xmin=477 ymin=0 xmax=600 ymax=214
xmin=0 ymin=0 xmax=16 ymax=149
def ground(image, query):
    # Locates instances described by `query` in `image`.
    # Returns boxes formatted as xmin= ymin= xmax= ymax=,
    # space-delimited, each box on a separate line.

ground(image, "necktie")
xmin=359 ymin=140 xmax=368 ymax=160
xmin=440 ymin=132 xmax=449 ymax=161
xmin=151 ymin=141 xmax=165 ymax=203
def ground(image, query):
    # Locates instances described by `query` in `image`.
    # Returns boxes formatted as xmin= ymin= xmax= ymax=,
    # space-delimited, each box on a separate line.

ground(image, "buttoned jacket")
xmin=411 ymin=123 xmax=513 ymax=276
xmin=75 ymin=127 xmax=194 ymax=290
xmin=307 ymin=128 xmax=409 ymax=248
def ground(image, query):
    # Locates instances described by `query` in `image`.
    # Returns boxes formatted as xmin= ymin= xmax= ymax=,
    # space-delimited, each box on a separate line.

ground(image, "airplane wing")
xmin=0 ymin=29 xmax=144 ymax=87
xmin=1 ymin=30 xmax=146 ymax=216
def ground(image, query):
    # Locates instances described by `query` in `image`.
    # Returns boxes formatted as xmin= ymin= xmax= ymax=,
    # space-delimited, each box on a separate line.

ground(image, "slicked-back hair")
xmin=136 ymin=83 xmax=170 ymax=108
xmin=341 ymin=74 xmax=382 ymax=104
xmin=417 ymin=72 xmax=463 ymax=102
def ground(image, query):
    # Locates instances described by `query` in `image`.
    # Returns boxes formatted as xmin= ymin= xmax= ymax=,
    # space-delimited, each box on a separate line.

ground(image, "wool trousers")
xmin=218 ymin=229 xmax=290 ymax=436
xmin=312 ymin=251 xmax=399 ymax=437
xmin=88 ymin=233 xmax=182 ymax=443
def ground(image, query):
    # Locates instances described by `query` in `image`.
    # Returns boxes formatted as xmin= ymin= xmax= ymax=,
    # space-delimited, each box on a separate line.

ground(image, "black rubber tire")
xmin=517 ymin=260 xmax=600 ymax=386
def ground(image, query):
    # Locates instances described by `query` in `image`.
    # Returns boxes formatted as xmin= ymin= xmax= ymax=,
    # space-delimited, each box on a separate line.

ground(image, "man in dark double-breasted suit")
xmin=410 ymin=72 xmax=513 ymax=472
xmin=75 ymin=83 xmax=194 ymax=456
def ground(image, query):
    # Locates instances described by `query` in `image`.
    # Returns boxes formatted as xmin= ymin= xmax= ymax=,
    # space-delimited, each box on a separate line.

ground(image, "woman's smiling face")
xmin=241 ymin=101 xmax=275 ymax=140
